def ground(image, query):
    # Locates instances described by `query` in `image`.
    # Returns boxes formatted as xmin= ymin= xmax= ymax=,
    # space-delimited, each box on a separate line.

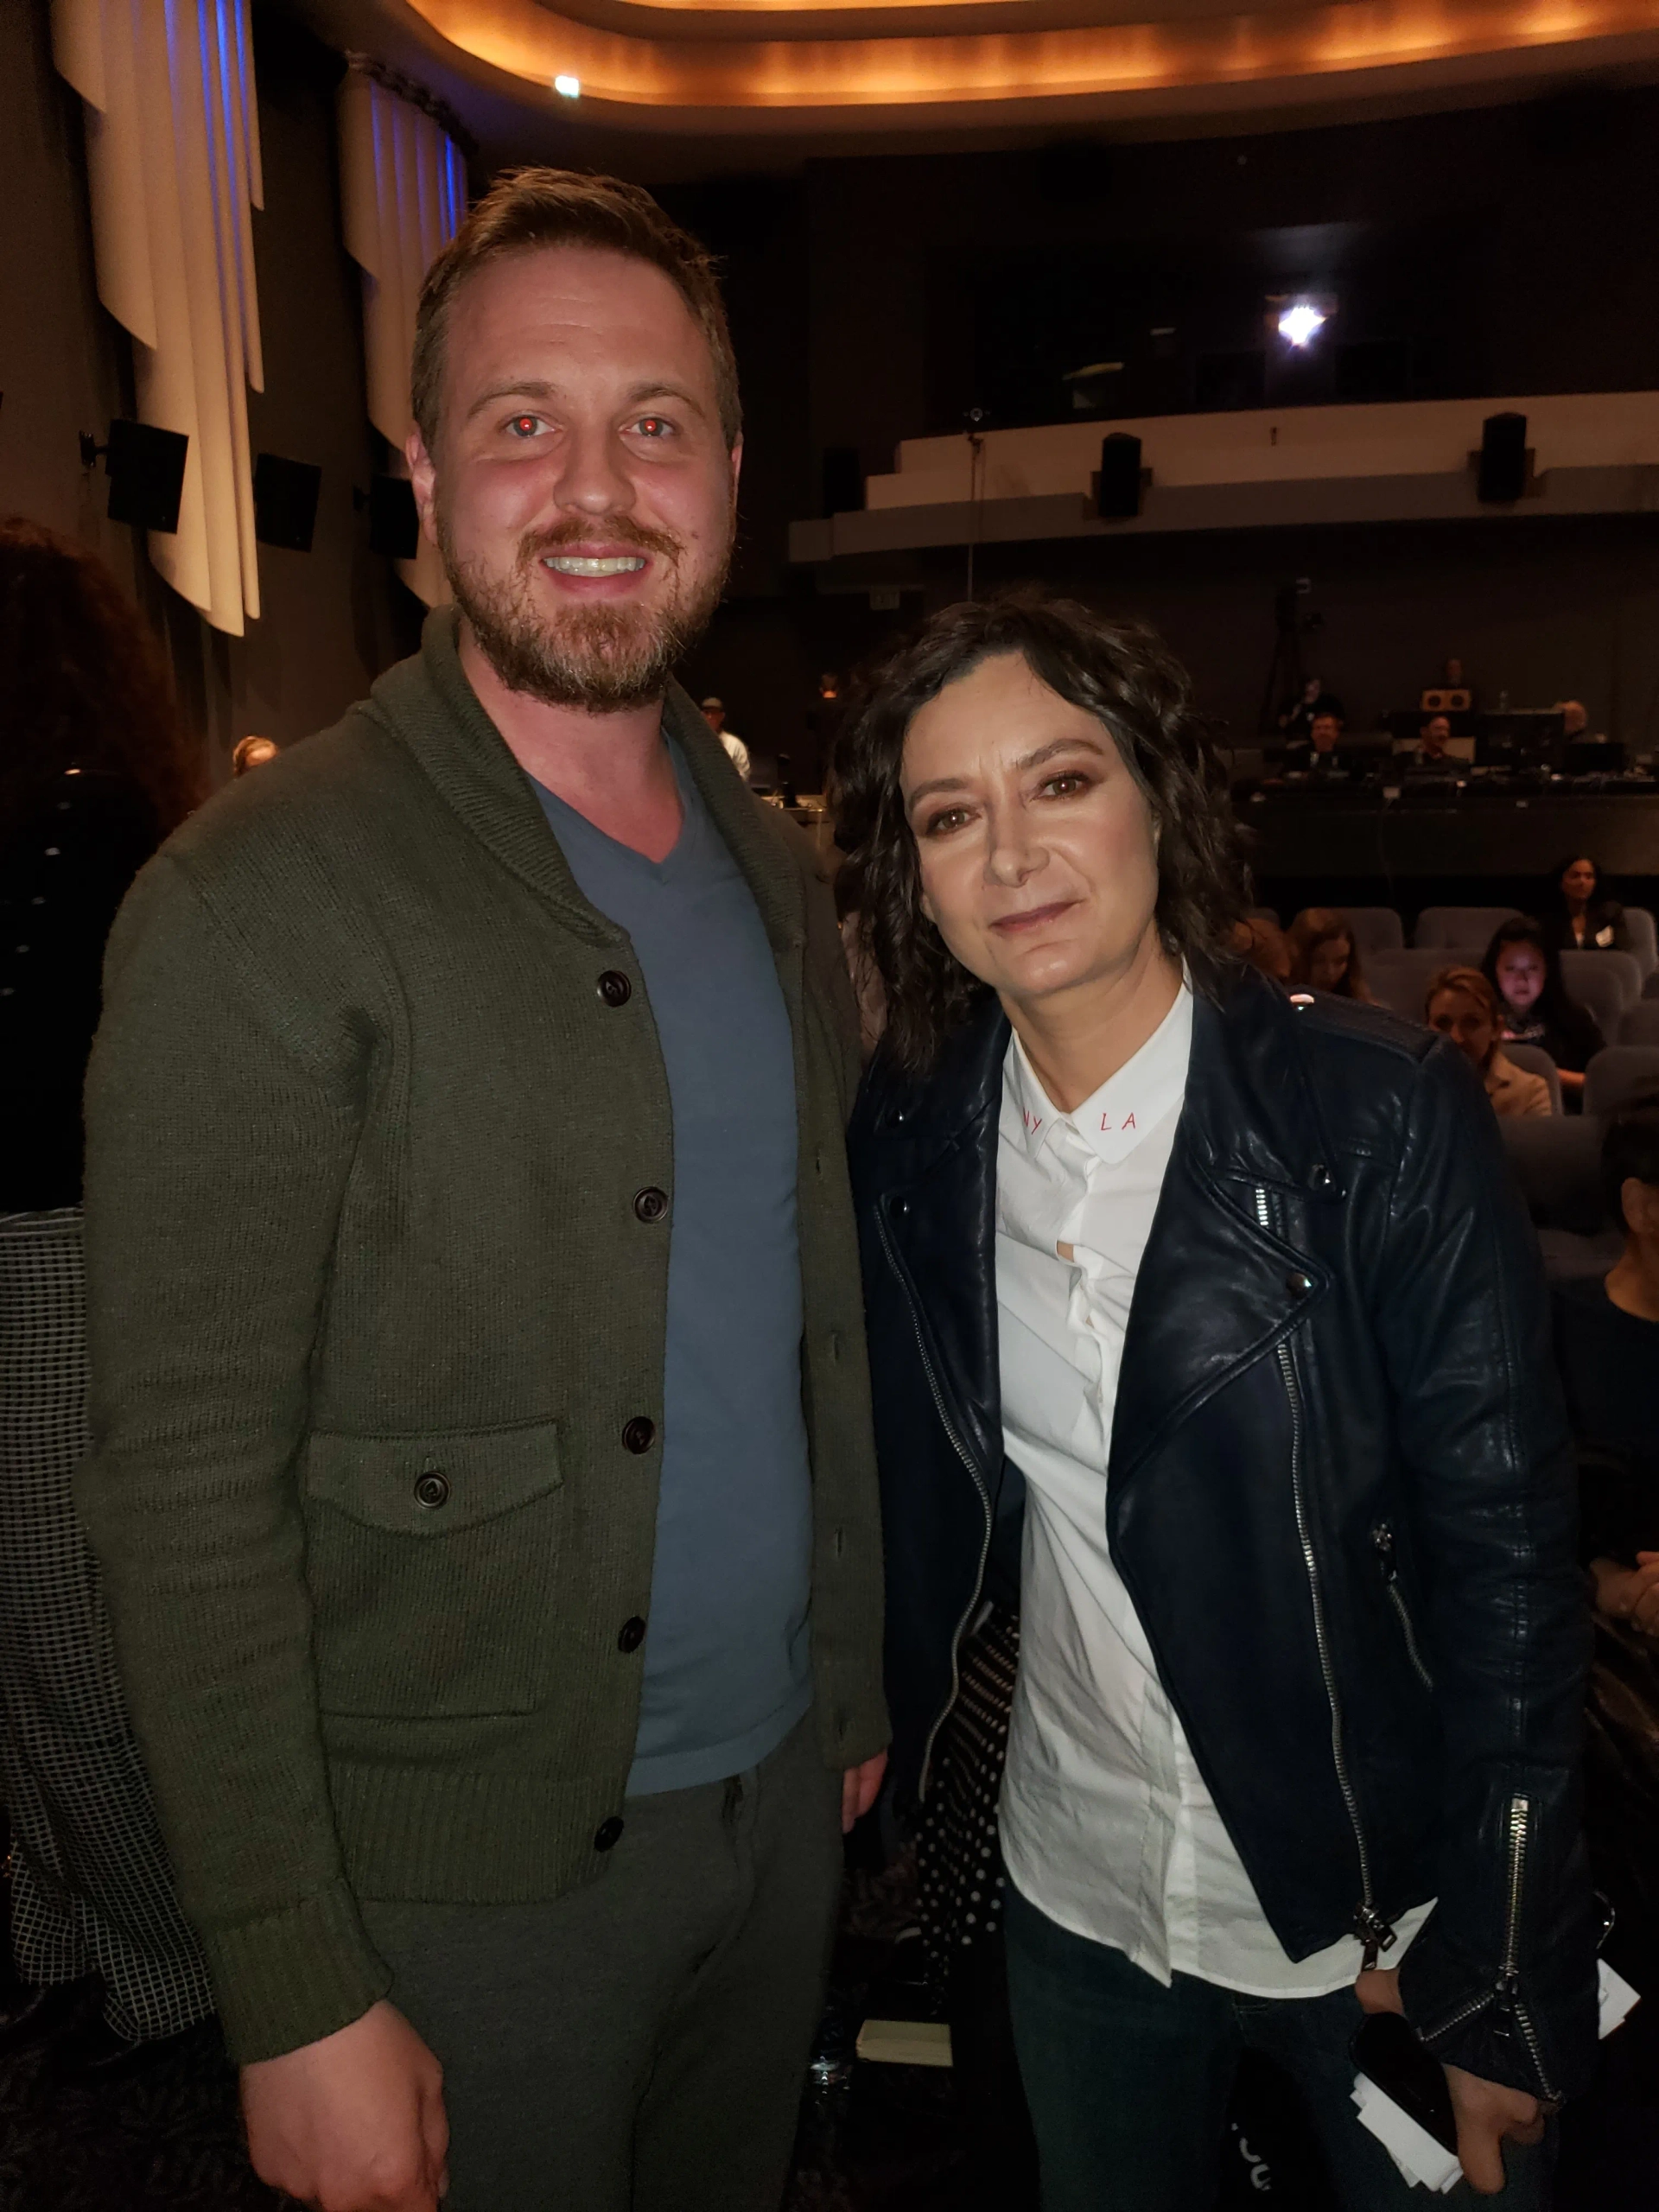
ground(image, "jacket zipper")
xmin=876 ymin=1201 xmax=993 ymax=1802
xmin=1372 ymin=1522 xmax=1434 ymax=1690
xmin=1255 ymin=1185 xmax=1395 ymax=1971
xmin=1421 ymin=1794 xmax=1561 ymax=2105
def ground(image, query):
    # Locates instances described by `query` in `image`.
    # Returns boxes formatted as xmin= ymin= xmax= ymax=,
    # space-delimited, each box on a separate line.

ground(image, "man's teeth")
xmin=542 ymin=555 xmax=647 ymax=576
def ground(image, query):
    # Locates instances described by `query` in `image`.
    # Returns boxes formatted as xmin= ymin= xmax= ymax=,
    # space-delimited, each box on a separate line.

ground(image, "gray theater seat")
xmin=1581 ymin=1046 xmax=1659 ymax=1119
xmin=1413 ymin=906 xmax=1521 ymax=951
xmin=1343 ymin=907 xmax=1405 ymax=956
xmin=1560 ymin=950 xmax=1640 ymax=1045
xmin=1621 ymin=1001 xmax=1659 ymax=1046
xmin=1623 ymin=905 xmax=1656 ymax=984
xmin=1503 ymin=1043 xmax=1562 ymax=1117
xmin=1366 ymin=950 xmax=1460 ymax=1021
xmin=1497 ymin=1114 xmax=1605 ymax=1234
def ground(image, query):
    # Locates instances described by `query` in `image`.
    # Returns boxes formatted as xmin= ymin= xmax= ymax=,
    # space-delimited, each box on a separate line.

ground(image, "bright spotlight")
xmin=554 ymin=73 xmax=582 ymax=97
xmin=1278 ymin=302 xmax=1325 ymax=349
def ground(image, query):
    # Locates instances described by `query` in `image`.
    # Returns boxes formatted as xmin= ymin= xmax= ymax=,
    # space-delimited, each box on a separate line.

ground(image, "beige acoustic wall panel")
xmin=338 ymin=60 xmax=467 ymax=607
xmin=53 ymin=0 xmax=265 ymax=636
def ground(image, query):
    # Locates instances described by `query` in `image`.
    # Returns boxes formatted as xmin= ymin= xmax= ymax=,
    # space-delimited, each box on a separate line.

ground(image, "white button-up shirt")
xmin=995 ymin=982 xmax=1430 ymax=1994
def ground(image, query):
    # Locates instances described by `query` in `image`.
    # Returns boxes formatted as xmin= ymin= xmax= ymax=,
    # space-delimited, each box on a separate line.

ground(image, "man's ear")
xmin=406 ymin=428 xmax=440 ymax=548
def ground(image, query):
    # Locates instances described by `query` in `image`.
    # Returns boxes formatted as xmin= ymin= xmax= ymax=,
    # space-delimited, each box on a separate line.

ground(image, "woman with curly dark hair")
xmin=0 ymin=518 xmax=211 ymax=2062
xmin=841 ymin=589 xmax=1592 ymax=2211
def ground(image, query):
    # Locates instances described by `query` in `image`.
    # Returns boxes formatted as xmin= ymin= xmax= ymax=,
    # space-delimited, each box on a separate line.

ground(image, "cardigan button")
xmin=597 ymin=969 xmax=632 ymax=1007
xmin=617 ymin=1616 xmax=646 ymax=1653
xmin=594 ymin=1815 xmax=625 ymax=1853
xmin=622 ymin=1416 xmax=656 ymax=1454
xmin=414 ymin=1470 xmax=450 ymax=1509
xmin=632 ymin=1186 xmax=668 ymax=1224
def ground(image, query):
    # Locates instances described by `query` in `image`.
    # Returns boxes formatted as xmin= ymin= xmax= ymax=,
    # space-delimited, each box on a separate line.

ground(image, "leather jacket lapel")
xmin=1110 ymin=977 xmax=1340 ymax=1488
xmin=1109 ymin=1132 xmax=1320 ymax=1487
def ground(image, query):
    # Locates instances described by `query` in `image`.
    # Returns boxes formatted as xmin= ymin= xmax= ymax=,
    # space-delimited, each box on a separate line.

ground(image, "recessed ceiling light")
xmin=1277 ymin=302 xmax=1325 ymax=349
xmin=554 ymin=73 xmax=582 ymax=98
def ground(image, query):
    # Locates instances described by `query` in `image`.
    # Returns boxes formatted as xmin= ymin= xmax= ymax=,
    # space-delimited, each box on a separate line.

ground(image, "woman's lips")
xmin=989 ymin=899 xmax=1076 ymax=935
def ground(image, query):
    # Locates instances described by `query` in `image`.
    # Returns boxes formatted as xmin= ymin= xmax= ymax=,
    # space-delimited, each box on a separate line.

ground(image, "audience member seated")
xmin=0 ymin=516 xmax=212 ymax=2054
xmin=1554 ymin=1098 xmax=1659 ymax=1627
xmin=1228 ymin=913 xmax=1292 ymax=982
xmin=1481 ymin=916 xmax=1605 ymax=1104
xmin=1286 ymin=907 xmax=1372 ymax=1000
xmin=1540 ymin=853 xmax=1630 ymax=954
xmin=1557 ymin=699 xmax=1591 ymax=740
xmin=1416 ymin=712 xmax=1455 ymax=763
xmin=1425 ymin=965 xmax=1552 ymax=1117
xmin=1551 ymin=1096 xmax=1659 ymax=1969
xmin=698 ymin=695 xmax=752 ymax=781
xmin=1278 ymin=677 xmax=1342 ymax=743
xmin=1282 ymin=706 xmax=1343 ymax=770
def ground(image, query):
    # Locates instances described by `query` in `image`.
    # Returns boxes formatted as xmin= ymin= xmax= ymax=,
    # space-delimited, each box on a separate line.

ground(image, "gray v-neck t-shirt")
xmin=533 ymin=745 xmax=814 ymax=1795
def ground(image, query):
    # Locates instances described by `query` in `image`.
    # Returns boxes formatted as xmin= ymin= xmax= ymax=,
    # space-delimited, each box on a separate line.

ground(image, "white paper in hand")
xmin=1599 ymin=1959 xmax=1640 ymax=2040
xmin=1351 ymin=2073 xmax=1463 ymax=2194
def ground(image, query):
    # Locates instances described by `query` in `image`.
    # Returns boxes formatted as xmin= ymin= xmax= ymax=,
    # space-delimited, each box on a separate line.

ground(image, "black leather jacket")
xmin=849 ymin=967 xmax=1597 ymax=2100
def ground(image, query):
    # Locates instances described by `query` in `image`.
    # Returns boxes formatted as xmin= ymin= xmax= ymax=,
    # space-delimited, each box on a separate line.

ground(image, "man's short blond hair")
xmin=410 ymin=168 xmax=741 ymax=453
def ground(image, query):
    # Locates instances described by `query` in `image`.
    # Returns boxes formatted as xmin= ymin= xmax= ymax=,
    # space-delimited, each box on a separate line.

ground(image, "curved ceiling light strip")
xmin=407 ymin=0 xmax=1659 ymax=118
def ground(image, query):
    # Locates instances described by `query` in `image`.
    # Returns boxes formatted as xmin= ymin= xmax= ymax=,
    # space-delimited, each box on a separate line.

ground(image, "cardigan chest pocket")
xmin=301 ymin=1421 xmax=565 ymax=1719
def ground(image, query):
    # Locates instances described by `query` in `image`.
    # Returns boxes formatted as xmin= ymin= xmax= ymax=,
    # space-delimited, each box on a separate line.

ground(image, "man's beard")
xmin=439 ymin=510 xmax=731 ymax=713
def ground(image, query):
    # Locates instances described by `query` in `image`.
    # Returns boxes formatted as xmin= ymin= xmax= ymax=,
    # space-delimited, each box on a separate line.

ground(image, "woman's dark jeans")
xmin=1003 ymin=1885 xmax=1553 ymax=2212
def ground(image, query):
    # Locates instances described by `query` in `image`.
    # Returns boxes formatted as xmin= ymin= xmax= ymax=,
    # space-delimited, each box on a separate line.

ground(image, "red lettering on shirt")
xmin=1100 ymin=1110 xmax=1137 ymax=1131
xmin=1023 ymin=1108 xmax=1043 ymax=1134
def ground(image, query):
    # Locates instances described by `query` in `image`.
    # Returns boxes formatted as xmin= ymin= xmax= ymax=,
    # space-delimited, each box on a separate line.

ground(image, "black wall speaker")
xmin=253 ymin=454 xmax=322 ymax=552
xmin=1096 ymin=432 xmax=1144 ymax=520
xmin=104 ymin=419 xmax=189 ymax=534
xmin=1477 ymin=412 xmax=1529 ymax=504
xmin=367 ymin=474 xmax=420 ymax=560
xmin=821 ymin=446 xmax=862 ymax=518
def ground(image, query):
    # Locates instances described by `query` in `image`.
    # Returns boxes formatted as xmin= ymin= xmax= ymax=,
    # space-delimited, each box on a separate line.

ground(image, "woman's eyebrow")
xmin=1013 ymin=736 xmax=1107 ymax=772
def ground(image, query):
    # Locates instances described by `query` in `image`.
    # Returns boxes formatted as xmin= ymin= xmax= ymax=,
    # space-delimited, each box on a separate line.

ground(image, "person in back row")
xmin=1550 ymin=1098 xmax=1659 ymax=1978
xmin=1552 ymin=1097 xmax=1659 ymax=1632
xmin=699 ymin=695 xmax=751 ymax=781
xmin=77 ymin=168 xmax=887 ymax=2212
xmin=1539 ymin=856 xmax=1629 ymax=956
xmin=0 ymin=518 xmax=212 ymax=2058
xmin=1287 ymin=908 xmax=1372 ymax=1001
xmin=1481 ymin=919 xmax=1604 ymax=1105
xmin=1426 ymin=967 xmax=1553 ymax=1118
xmin=840 ymin=588 xmax=1593 ymax=2212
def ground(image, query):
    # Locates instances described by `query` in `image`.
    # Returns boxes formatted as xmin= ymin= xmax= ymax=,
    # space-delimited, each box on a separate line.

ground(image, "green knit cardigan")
xmin=78 ymin=613 xmax=888 ymax=2063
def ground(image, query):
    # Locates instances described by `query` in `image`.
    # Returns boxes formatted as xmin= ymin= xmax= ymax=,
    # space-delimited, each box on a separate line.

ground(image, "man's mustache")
xmin=519 ymin=517 xmax=683 ymax=565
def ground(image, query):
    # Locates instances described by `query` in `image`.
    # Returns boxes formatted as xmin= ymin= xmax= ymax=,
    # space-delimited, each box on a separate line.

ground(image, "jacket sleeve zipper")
xmin=1255 ymin=1185 xmax=1395 ymax=1972
xmin=1423 ymin=1795 xmax=1562 ymax=2105
xmin=876 ymin=1200 xmax=994 ymax=1802
xmin=1372 ymin=1522 xmax=1435 ymax=1690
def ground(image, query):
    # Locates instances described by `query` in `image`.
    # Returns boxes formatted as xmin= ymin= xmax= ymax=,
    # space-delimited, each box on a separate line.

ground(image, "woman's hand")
xmin=1355 ymin=1969 xmax=1544 ymax=2196
xmin=1592 ymin=1552 xmax=1659 ymax=1635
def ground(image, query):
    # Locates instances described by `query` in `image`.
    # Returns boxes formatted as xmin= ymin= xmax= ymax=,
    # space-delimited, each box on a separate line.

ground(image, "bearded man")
xmin=77 ymin=171 xmax=888 ymax=2212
